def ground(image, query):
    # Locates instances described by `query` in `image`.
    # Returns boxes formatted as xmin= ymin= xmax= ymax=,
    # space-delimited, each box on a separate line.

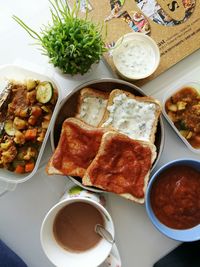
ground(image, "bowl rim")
xmin=145 ymin=158 xmax=200 ymax=242
xmin=112 ymin=32 xmax=160 ymax=80
xmin=50 ymin=77 xmax=165 ymax=193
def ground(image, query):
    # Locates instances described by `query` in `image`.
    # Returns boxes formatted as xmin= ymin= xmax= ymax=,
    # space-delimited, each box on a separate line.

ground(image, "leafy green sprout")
xmin=13 ymin=0 xmax=107 ymax=75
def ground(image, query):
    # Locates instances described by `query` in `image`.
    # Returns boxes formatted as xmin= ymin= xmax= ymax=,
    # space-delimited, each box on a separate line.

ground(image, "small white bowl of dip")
xmin=112 ymin=33 xmax=160 ymax=80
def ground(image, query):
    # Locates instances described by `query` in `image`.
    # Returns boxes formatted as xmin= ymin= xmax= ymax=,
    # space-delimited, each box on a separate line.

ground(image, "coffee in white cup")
xmin=40 ymin=193 xmax=114 ymax=267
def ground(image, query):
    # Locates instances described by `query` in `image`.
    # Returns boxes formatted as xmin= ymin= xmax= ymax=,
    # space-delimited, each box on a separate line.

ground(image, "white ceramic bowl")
xmin=0 ymin=65 xmax=61 ymax=192
xmin=112 ymin=33 xmax=160 ymax=80
xmin=162 ymin=81 xmax=200 ymax=154
xmin=51 ymin=78 xmax=165 ymax=192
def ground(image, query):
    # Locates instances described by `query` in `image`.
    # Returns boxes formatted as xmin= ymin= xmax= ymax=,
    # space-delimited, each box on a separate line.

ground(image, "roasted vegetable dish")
xmin=165 ymin=86 xmax=200 ymax=149
xmin=0 ymin=79 xmax=58 ymax=173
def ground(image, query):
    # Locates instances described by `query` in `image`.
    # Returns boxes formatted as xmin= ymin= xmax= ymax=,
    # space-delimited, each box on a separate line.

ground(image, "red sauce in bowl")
xmin=150 ymin=165 xmax=200 ymax=229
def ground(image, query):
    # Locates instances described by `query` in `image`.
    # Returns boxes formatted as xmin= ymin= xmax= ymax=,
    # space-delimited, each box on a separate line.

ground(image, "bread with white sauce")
xmin=99 ymin=89 xmax=161 ymax=143
xmin=75 ymin=87 xmax=109 ymax=127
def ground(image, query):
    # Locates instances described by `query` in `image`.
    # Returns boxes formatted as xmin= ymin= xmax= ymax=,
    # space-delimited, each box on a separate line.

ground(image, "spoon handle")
xmin=95 ymin=224 xmax=114 ymax=244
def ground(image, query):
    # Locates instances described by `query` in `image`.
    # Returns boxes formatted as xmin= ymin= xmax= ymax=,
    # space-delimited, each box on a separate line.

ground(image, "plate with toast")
xmin=47 ymin=78 xmax=164 ymax=204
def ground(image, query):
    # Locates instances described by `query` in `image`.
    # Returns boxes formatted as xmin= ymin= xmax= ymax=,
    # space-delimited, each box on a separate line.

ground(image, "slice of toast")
xmin=83 ymin=131 xmax=156 ymax=204
xmin=75 ymin=87 xmax=109 ymax=127
xmin=46 ymin=117 xmax=105 ymax=177
xmin=99 ymin=89 xmax=161 ymax=143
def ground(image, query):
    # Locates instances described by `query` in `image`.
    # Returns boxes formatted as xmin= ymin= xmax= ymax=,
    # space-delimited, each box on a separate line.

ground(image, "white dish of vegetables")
xmin=0 ymin=65 xmax=61 ymax=185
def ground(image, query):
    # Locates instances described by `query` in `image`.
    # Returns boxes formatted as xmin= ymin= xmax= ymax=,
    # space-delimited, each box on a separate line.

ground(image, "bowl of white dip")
xmin=112 ymin=33 xmax=160 ymax=80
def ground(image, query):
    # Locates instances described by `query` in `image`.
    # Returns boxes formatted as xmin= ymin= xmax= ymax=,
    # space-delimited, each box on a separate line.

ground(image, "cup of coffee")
xmin=40 ymin=183 xmax=115 ymax=267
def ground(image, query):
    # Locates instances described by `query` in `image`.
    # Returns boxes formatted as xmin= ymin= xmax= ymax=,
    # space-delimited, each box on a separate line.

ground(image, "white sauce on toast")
xmin=102 ymin=93 xmax=156 ymax=141
xmin=77 ymin=96 xmax=107 ymax=126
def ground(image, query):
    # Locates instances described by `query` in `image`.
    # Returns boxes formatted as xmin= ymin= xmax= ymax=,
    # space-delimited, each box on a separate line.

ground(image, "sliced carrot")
xmin=28 ymin=116 xmax=37 ymax=126
xmin=31 ymin=106 xmax=42 ymax=117
xmin=15 ymin=165 xmax=25 ymax=174
xmin=25 ymin=162 xmax=35 ymax=173
xmin=25 ymin=128 xmax=37 ymax=140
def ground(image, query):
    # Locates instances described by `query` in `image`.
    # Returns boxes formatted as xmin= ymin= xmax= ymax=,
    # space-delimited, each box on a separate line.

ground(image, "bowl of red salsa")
xmin=145 ymin=159 xmax=200 ymax=242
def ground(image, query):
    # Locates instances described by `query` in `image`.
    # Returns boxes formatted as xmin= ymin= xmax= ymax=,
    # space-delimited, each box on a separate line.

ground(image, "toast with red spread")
xmin=46 ymin=117 xmax=106 ymax=177
xmin=83 ymin=131 xmax=157 ymax=203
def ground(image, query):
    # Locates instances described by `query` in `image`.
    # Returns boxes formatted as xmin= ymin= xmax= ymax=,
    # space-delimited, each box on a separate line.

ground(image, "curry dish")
xmin=165 ymin=86 xmax=200 ymax=149
xmin=0 ymin=79 xmax=57 ymax=173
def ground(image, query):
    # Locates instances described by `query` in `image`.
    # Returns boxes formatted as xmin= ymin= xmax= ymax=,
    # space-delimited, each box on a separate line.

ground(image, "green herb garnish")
xmin=13 ymin=0 xmax=107 ymax=75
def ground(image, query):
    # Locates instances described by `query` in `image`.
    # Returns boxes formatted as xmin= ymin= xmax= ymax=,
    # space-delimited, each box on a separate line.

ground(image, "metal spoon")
xmin=0 ymin=81 xmax=11 ymax=135
xmin=95 ymin=224 xmax=114 ymax=244
xmin=0 ymin=81 xmax=11 ymax=110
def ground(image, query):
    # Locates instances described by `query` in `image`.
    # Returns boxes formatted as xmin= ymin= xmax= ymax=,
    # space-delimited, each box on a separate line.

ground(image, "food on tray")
xmin=46 ymin=118 xmax=106 ymax=177
xmin=48 ymin=86 xmax=161 ymax=203
xmin=0 ymin=79 xmax=58 ymax=173
xmin=75 ymin=88 xmax=109 ymax=127
xmin=100 ymin=89 xmax=161 ymax=143
xmin=165 ymin=86 xmax=200 ymax=149
xmin=150 ymin=164 xmax=200 ymax=229
xmin=83 ymin=131 xmax=156 ymax=203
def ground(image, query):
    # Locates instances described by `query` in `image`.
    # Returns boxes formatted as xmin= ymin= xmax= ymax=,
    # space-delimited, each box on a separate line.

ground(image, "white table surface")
xmin=0 ymin=1 xmax=200 ymax=267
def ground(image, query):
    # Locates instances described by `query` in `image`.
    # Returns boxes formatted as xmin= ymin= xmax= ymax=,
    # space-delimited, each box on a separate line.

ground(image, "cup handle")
xmin=0 ymin=180 xmax=17 ymax=197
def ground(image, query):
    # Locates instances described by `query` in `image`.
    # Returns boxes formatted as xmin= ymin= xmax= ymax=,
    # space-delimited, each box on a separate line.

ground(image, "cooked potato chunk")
xmin=14 ymin=130 xmax=25 ymax=145
xmin=26 ymin=79 xmax=38 ymax=91
xmin=177 ymin=101 xmax=187 ymax=110
xmin=13 ymin=117 xmax=27 ymax=130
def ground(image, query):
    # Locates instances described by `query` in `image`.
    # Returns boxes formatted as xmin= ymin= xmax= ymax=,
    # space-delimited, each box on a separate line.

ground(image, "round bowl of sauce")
xmin=145 ymin=159 xmax=200 ymax=242
xmin=112 ymin=33 xmax=160 ymax=80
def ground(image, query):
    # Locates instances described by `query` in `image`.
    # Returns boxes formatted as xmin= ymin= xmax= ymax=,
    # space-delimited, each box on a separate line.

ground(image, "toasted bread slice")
xmin=99 ymin=89 xmax=161 ymax=143
xmin=75 ymin=87 xmax=109 ymax=127
xmin=46 ymin=117 xmax=105 ymax=177
xmin=83 ymin=131 xmax=156 ymax=203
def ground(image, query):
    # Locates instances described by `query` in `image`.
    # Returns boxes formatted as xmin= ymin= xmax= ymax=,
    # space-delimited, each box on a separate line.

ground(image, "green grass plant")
xmin=13 ymin=0 xmax=107 ymax=75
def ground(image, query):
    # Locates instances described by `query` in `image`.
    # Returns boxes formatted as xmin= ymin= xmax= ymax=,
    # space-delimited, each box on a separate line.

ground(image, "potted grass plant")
xmin=13 ymin=0 xmax=107 ymax=75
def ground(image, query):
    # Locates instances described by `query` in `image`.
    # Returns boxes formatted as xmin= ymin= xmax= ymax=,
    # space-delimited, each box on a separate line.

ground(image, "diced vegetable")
xmin=180 ymin=130 xmax=190 ymax=138
xmin=31 ymin=106 xmax=42 ymax=117
xmin=25 ymin=129 xmax=37 ymax=140
xmin=0 ymin=140 xmax=13 ymax=150
xmin=168 ymin=104 xmax=177 ymax=112
xmin=14 ymin=130 xmax=25 ymax=145
xmin=23 ymin=147 xmax=37 ymax=161
xmin=36 ymin=82 xmax=53 ymax=104
xmin=25 ymin=162 xmax=35 ymax=172
xmin=41 ymin=105 xmax=50 ymax=113
xmin=15 ymin=165 xmax=25 ymax=174
xmin=27 ymin=90 xmax=36 ymax=104
xmin=13 ymin=117 xmax=27 ymax=130
xmin=4 ymin=120 xmax=16 ymax=136
xmin=42 ymin=120 xmax=49 ymax=129
xmin=186 ymin=131 xmax=193 ymax=139
xmin=177 ymin=101 xmax=187 ymax=110
xmin=37 ymin=129 xmax=46 ymax=142
xmin=28 ymin=115 xmax=37 ymax=126
xmin=26 ymin=79 xmax=38 ymax=91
